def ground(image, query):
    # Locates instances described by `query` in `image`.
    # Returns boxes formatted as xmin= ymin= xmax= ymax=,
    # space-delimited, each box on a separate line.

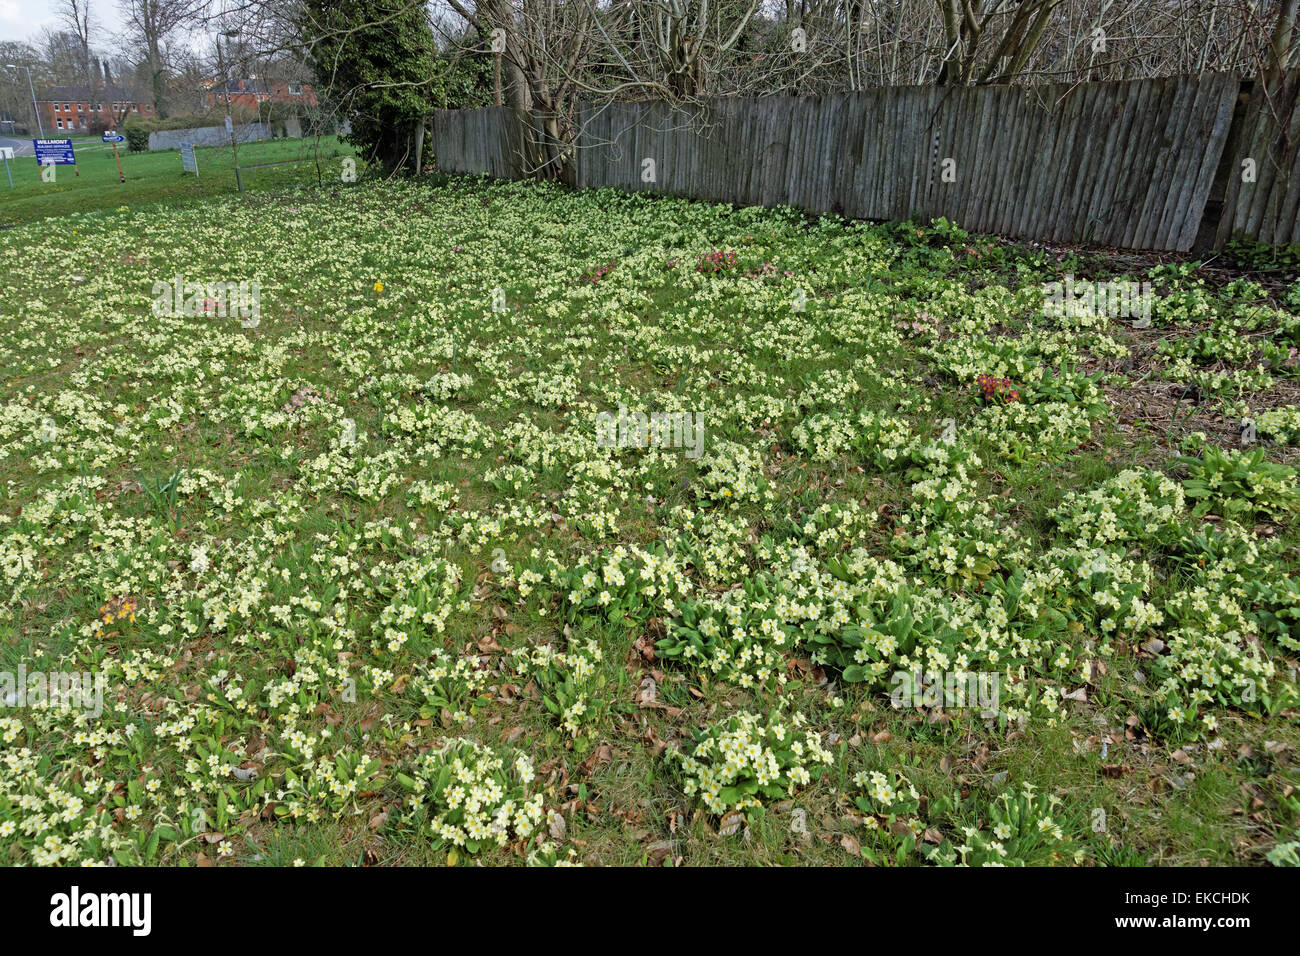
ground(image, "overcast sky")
xmin=0 ymin=0 xmax=130 ymax=46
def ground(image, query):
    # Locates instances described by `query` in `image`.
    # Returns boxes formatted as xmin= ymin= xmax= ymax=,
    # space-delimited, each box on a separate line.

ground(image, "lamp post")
xmin=5 ymin=64 xmax=42 ymax=137
xmin=218 ymin=30 xmax=242 ymax=193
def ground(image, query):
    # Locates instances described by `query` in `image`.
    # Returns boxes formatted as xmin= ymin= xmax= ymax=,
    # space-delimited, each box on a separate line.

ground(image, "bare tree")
xmin=437 ymin=0 xmax=598 ymax=172
xmin=0 ymin=41 xmax=44 ymax=131
xmin=930 ymin=0 xmax=1066 ymax=85
xmin=119 ymin=0 xmax=205 ymax=117
xmin=59 ymin=0 xmax=98 ymax=109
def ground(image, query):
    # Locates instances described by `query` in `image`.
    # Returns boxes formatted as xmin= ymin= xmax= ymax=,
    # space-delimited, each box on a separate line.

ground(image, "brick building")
xmin=204 ymin=78 xmax=318 ymax=111
xmin=36 ymin=86 xmax=154 ymax=132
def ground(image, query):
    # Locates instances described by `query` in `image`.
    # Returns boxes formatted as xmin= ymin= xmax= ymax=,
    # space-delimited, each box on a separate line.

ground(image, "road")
xmin=0 ymin=137 xmax=34 ymax=157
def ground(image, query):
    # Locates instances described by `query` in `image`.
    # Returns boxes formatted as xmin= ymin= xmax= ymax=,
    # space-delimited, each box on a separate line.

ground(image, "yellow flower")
xmin=373 ymin=281 xmax=384 ymax=292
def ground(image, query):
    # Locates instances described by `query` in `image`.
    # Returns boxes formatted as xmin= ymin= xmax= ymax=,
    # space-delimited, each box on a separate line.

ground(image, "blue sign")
xmin=102 ymin=132 xmax=125 ymax=143
xmin=33 ymin=138 xmax=75 ymax=165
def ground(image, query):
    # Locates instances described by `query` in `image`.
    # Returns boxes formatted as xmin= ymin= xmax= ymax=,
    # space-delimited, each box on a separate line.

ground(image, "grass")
xmin=0 ymin=134 xmax=356 ymax=226
xmin=0 ymin=173 xmax=1297 ymax=867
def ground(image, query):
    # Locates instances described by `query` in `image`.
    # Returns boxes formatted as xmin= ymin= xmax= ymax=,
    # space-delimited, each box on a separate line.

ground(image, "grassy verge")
xmin=0 ymin=135 xmax=356 ymax=226
xmin=0 ymin=174 xmax=1296 ymax=867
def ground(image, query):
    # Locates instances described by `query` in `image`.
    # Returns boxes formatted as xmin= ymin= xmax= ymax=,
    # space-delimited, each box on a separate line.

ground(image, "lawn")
xmin=0 ymin=173 xmax=1297 ymax=867
xmin=0 ymin=134 xmax=355 ymax=227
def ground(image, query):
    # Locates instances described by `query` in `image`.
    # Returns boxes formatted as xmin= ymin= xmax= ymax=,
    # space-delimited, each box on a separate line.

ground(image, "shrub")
xmin=124 ymin=125 xmax=150 ymax=153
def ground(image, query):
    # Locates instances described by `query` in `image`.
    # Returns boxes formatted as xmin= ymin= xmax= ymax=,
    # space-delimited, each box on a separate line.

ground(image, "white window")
xmin=53 ymin=103 xmax=60 ymax=112
xmin=55 ymin=118 xmax=63 ymax=128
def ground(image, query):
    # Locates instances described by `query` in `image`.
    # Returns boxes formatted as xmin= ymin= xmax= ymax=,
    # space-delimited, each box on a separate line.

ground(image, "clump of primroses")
xmin=976 ymin=373 xmax=1020 ymax=404
xmin=697 ymin=249 xmax=739 ymax=273
xmin=577 ymin=259 xmax=617 ymax=284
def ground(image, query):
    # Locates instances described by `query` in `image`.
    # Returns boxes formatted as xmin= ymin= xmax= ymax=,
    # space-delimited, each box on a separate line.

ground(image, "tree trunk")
xmin=1271 ymin=0 xmax=1300 ymax=74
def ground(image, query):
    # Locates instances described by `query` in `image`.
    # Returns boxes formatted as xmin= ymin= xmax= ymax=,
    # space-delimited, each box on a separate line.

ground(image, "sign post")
xmin=102 ymin=130 xmax=126 ymax=183
xmin=32 ymin=138 xmax=76 ymax=181
xmin=224 ymin=114 xmax=243 ymax=193
xmin=0 ymin=147 xmax=13 ymax=189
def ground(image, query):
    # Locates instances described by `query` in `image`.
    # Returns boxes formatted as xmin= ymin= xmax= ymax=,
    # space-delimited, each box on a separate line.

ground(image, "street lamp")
xmin=5 ymin=64 xmax=42 ymax=137
xmin=218 ymin=30 xmax=243 ymax=193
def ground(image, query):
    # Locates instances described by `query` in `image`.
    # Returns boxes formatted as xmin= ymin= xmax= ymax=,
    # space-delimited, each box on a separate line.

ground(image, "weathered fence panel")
xmin=1217 ymin=73 xmax=1300 ymax=245
xmin=431 ymin=107 xmax=532 ymax=179
xmin=432 ymin=71 xmax=1300 ymax=251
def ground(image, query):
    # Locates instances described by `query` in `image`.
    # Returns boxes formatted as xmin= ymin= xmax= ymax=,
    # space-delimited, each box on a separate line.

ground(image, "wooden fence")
xmin=1215 ymin=73 xmax=1300 ymax=246
xmin=432 ymin=71 xmax=1300 ymax=252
